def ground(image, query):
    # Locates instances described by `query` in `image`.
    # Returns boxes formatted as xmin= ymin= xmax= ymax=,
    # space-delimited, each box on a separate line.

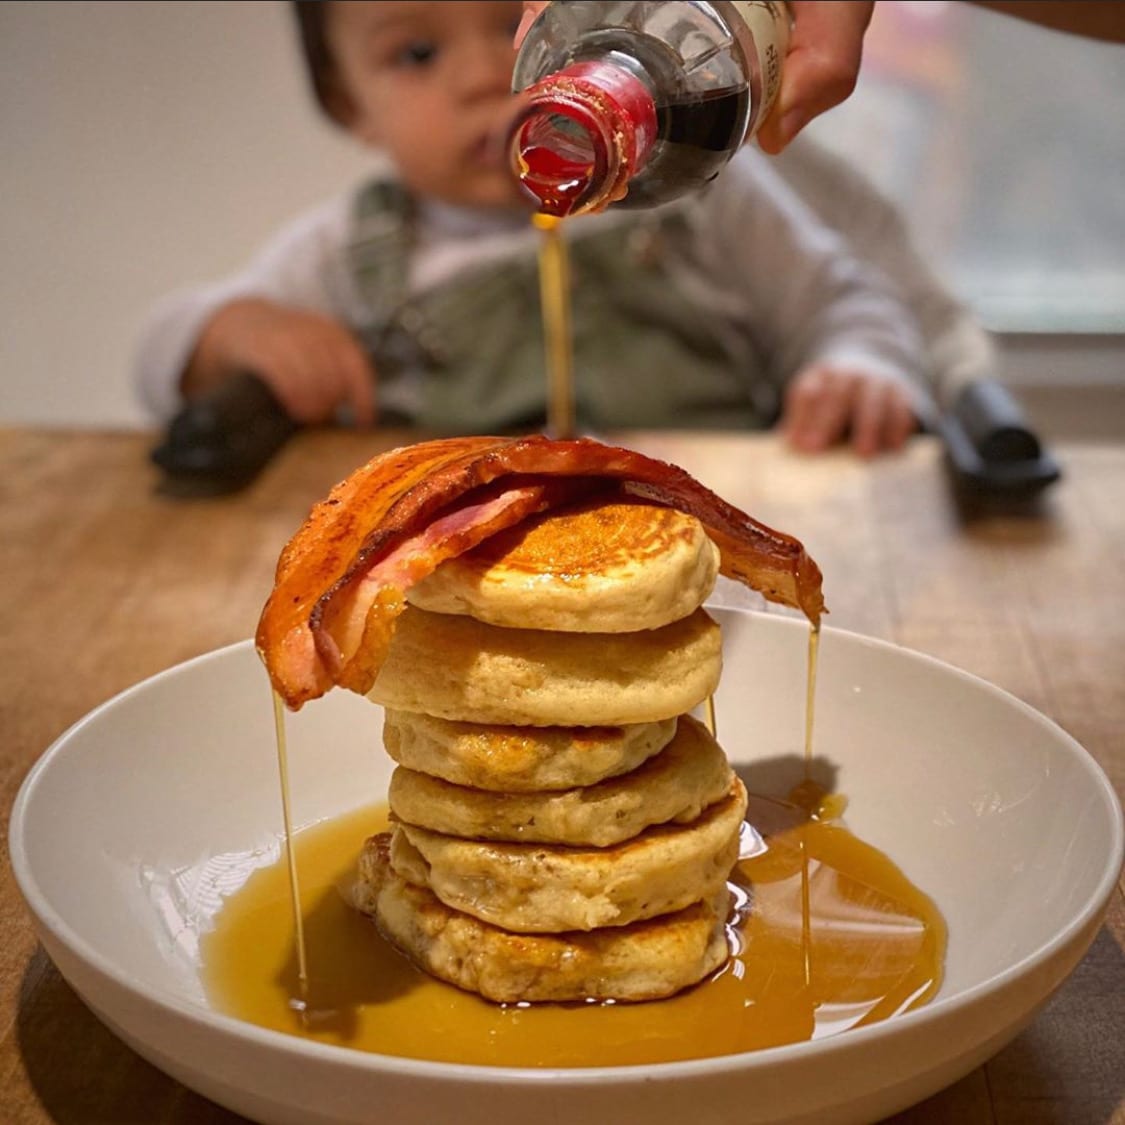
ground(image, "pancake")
xmin=407 ymin=497 xmax=720 ymax=633
xmin=353 ymin=835 xmax=732 ymax=1003
xmin=388 ymin=715 xmax=732 ymax=846
xmin=367 ymin=605 xmax=722 ymax=726
xmin=387 ymin=778 xmax=747 ymax=933
xmin=382 ymin=710 xmax=676 ymax=792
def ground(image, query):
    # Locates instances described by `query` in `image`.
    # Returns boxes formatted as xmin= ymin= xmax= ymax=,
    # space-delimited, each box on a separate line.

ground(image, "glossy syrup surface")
xmin=201 ymin=786 xmax=945 ymax=1067
xmin=519 ymin=137 xmax=596 ymax=218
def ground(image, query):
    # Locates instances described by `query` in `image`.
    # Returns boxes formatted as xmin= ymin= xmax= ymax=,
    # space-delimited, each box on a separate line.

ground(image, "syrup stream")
xmin=800 ymin=623 xmax=821 ymax=987
xmin=704 ymin=693 xmax=717 ymax=738
xmin=804 ymin=623 xmax=821 ymax=765
xmin=272 ymin=690 xmax=309 ymax=1011
xmin=533 ymin=212 xmax=576 ymax=439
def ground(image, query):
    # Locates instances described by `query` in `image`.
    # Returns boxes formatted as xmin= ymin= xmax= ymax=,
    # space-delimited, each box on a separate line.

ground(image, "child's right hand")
xmin=184 ymin=298 xmax=377 ymax=426
xmin=781 ymin=362 xmax=917 ymax=457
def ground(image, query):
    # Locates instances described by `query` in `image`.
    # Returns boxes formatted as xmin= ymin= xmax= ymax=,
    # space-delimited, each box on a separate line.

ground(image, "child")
xmin=136 ymin=0 xmax=940 ymax=456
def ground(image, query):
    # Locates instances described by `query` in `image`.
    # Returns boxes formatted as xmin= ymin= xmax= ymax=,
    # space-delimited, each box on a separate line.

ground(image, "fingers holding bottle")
xmin=757 ymin=0 xmax=874 ymax=154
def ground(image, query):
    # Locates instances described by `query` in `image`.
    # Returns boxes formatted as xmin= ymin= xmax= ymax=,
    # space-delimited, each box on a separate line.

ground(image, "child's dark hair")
xmin=291 ymin=2 xmax=347 ymax=126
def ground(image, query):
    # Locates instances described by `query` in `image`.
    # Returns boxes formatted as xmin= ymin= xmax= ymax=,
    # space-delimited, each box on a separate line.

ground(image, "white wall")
xmin=0 ymin=1 xmax=371 ymax=427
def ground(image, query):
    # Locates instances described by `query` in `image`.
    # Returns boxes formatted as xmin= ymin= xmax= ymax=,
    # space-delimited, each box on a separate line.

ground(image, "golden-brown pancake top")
xmin=455 ymin=497 xmax=704 ymax=579
xmin=407 ymin=498 xmax=721 ymax=633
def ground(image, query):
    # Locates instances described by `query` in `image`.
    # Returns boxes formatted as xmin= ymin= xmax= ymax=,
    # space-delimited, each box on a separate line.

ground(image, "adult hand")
xmin=781 ymin=364 xmax=916 ymax=457
xmin=515 ymin=2 xmax=547 ymax=48
xmin=184 ymin=298 xmax=377 ymax=427
xmin=757 ymin=1 xmax=875 ymax=154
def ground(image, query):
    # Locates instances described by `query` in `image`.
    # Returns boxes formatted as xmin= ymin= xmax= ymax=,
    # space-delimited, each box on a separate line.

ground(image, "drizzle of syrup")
xmin=517 ymin=137 xmax=596 ymax=218
xmin=533 ymin=212 xmax=576 ymax=439
xmin=271 ymin=690 xmax=309 ymax=1014
xmin=804 ymin=622 xmax=820 ymax=764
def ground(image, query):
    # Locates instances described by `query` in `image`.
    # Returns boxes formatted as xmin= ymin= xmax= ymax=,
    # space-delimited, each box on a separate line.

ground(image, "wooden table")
xmin=1 ymin=427 xmax=1122 ymax=1124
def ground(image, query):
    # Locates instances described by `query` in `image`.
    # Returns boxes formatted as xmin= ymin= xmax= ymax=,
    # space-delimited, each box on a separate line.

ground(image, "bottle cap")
xmin=510 ymin=61 xmax=658 ymax=217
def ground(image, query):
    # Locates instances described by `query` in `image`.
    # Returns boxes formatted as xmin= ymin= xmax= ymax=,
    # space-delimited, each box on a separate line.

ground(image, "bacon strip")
xmin=257 ymin=435 xmax=825 ymax=709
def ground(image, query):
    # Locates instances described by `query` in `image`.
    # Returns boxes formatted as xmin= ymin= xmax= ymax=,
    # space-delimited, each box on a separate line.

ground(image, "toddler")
xmin=136 ymin=0 xmax=951 ymax=455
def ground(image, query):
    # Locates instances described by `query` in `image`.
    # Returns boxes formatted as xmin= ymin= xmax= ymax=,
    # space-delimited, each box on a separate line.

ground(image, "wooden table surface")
xmin=1 ymin=427 xmax=1122 ymax=1125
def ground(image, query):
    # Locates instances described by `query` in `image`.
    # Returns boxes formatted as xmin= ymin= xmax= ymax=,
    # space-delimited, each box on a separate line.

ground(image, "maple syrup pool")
xmin=201 ymin=790 xmax=945 ymax=1069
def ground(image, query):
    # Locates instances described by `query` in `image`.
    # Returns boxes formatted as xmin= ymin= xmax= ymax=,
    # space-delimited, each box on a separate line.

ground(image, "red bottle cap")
xmin=510 ymin=61 xmax=658 ymax=217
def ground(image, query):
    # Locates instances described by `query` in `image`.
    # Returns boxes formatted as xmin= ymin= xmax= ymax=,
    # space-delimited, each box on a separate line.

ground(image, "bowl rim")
xmin=10 ymin=618 xmax=1124 ymax=1086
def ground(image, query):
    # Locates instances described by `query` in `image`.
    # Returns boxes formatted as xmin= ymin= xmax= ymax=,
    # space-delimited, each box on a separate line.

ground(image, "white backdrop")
xmin=0 ymin=1 xmax=370 ymax=427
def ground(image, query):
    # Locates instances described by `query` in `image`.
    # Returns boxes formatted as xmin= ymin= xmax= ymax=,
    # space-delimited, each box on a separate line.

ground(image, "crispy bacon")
xmin=257 ymin=435 xmax=825 ymax=709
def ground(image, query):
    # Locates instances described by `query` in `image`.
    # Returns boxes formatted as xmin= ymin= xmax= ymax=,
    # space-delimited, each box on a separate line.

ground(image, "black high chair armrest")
xmin=150 ymin=371 xmax=299 ymax=497
xmin=939 ymin=379 xmax=1060 ymax=502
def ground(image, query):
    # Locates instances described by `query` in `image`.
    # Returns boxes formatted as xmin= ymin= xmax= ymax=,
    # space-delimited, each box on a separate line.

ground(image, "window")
xmin=804 ymin=1 xmax=1125 ymax=336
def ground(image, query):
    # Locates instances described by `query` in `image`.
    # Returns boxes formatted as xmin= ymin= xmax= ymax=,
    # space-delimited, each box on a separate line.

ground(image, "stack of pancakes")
xmin=351 ymin=495 xmax=748 ymax=1003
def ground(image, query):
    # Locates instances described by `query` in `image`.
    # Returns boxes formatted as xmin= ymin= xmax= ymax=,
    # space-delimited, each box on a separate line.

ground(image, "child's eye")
xmin=394 ymin=40 xmax=438 ymax=67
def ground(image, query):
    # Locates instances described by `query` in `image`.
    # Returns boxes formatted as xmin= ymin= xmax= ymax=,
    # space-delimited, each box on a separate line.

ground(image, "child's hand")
xmin=185 ymin=298 xmax=376 ymax=426
xmin=781 ymin=364 xmax=917 ymax=457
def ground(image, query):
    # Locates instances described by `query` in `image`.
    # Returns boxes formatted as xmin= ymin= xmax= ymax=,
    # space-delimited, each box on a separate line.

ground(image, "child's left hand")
xmin=781 ymin=364 xmax=917 ymax=457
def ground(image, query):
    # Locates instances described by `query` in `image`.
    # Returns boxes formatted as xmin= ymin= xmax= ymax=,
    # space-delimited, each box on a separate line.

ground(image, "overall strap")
xmin=347 ymin=178 xmax=413 ymax=333
xmin=346 ymin=179 xmax=452 ymax=418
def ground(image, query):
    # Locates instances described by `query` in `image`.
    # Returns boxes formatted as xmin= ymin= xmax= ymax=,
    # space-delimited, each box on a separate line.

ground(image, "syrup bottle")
xmin=510 ymin=1 xmax=790 ymax=217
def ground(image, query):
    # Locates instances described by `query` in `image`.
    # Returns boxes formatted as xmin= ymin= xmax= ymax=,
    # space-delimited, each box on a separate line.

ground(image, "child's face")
xmin=327 ymin=1 xmax=528 ymax=210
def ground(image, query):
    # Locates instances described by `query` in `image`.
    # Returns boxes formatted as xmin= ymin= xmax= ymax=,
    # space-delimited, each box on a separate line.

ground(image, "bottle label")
xmin=728 ymin=1 xmax=790 ymax=132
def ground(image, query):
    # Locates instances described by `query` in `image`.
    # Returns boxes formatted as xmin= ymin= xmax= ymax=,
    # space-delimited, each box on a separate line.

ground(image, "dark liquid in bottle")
xmin=618 ymin=85 xmax=749 ymax=209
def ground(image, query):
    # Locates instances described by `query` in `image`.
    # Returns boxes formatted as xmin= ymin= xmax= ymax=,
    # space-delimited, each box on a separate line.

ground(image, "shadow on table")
xmin=17 ymin=947 xmax=245 ymax=1125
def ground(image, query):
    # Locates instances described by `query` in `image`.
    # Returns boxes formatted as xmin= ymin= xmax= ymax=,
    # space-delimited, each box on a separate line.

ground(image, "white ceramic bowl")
xmin=10 ymin=608 xmax=1123 ymax=1125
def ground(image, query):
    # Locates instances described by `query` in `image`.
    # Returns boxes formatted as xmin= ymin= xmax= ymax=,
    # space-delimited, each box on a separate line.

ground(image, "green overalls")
xmin=347 ymin=181 xmax=777 ymax=434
